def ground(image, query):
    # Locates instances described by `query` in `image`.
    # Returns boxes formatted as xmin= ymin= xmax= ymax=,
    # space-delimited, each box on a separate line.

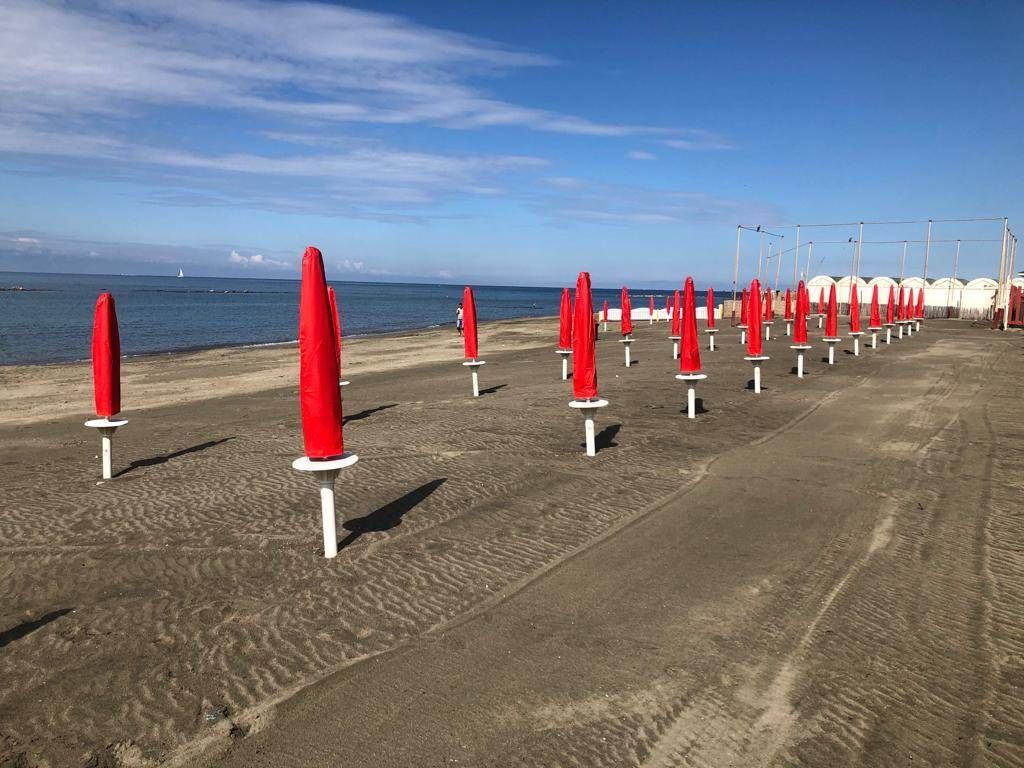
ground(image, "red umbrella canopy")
xmin=680 ymin=277 xmax=701 ymax=374
xmin=298 ymin=247 xmax=344 ymax=459
xmin=327 ymin=286 xmax=343 ymax=376
xmin=897 ymin=286 xmax=906 ymax=321
xmin=869 ymin=285 xmax=881 ymax=327
xmin=665 ymin=294 xmax=671 ymax=318
xmin=558 ymin=287 xmax=572 ymax=350
xmin=91 ymin=291 xmax=121 ymax=418
xmin=747 ymin=279 xmax=763 ymax=356
xmin=916 ymin=286 xmax=925 ymax=318
xmin=463 ymin=286 xmax=479 ymax=359
xmin=906 ymin=288 xmax=914 ymax=320
xmin=620 ymin=287 xmax=633 ymax=336
xmin=706 ymin=287 xmax=716 ymax=329
xmin=602 ymin=299 xmax=609 ymax=322
xmin=740 ymin=289 xmax=748 ymax=325
xmin=825 ymin=283 xmax=839 ymax=337
xmin=849 ymin=282 xmax=861 ymax=333
xmin=671 ymin=289 xmax=682 ymax=336
xmin=886 ymin=285 xmax=896 ymax=324
xmin=648 ymin=295 xmax=655 ymax=320
xmin=764 ymin=289 xmax=773 ymax=321
xmin=794 ymin=281 xmax=808 ymax=344
xmin=572 ymin=271 xmax=598 ymax=400
xmin=784 ymin=288 xmax=793 ymax=320
xmin=818 ymin=286 xmax=826 ymax=315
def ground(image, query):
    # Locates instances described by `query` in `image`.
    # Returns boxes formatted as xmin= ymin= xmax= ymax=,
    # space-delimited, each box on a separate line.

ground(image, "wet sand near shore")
xmin=2 ymin=319 xmax=1023 ymax=767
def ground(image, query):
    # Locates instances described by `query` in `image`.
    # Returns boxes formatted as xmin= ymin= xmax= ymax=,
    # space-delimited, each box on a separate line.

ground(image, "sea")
xmin=0 ymin=272 xmax=681 ymax=365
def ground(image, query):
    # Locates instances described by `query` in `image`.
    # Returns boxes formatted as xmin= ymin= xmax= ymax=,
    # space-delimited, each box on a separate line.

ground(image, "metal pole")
xmin=899 ymin=241 xmax=907 ymax=280
xmin=775 ymin=235 xmax=783 ymax=291
xmin=805 ymin=241 xmax=814 ymax=282
xmin=1007 ymin=236 xmax=1019 ymax=331
xmin=758 ymin=234 xmax=765 ymax=281
xmin=855 ymin=221 xmax=864 ymax=278
xmin=793 ymin=225 xmax=801 ymax=286
xmin=923 ymin=219 xmax=933 ymax=282
xmin=732 ymin=225 xmax=741 ymax=310
xmin=949 ymin=240 xmax=960 ymax=317
xmin=996 ymin=218 xmax=1009 ymax=327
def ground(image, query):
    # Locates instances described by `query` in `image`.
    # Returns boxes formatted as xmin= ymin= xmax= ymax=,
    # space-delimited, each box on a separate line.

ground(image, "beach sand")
xmin=2 ymin=318 xmax=1023 ymax=767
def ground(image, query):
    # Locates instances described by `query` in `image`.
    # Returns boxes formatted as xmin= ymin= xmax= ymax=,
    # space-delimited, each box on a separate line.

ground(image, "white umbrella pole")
xmin=84 ymin=418 xmax=128 ymax=480
xmin=293 ymin=454 xmax=358 ymax=559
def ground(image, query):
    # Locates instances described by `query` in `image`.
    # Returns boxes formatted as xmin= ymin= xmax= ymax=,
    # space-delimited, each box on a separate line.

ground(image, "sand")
xmin=2 ymin=318 xmax=1023 ymax=767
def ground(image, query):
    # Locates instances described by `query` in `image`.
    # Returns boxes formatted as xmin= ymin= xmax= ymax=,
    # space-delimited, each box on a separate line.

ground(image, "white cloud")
xmin=0 ymin=0 xmax=690 ymax=139
xmin=627 ymin=150 xmax=656 ymax=161
xmin=663 ymin=130 xmax=735 ymax=150
xmin=228 ymin=249 xmax=289 ymax=268
xmin=534 ymin=178 xmax=780 ymax=226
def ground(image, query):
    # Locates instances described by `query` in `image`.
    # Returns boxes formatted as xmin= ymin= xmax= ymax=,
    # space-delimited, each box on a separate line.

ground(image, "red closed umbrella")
xmin=602 ymin=299 xmax=609 ymax=324
xmin=849 ymin=282 xmax=861 ymax=333
xmin=784 ymin=288 xmax=793 ymax=320
xmin=818 ymin=286 xmax=825 ymax=315
xmin=463 ymin=286 xmax=479 ymax=359
xmin=620 ymin=287 xmax=633 ymax=336
xmin=706 ymin=287 xmax=715 ymax=329
xmin=764 ymin=289 xmax=773 ymax=321
xmin=649 ymin=295 xmax=655 ymax=322
xmin=572 ymin=272 xmax=598 ymax=399
xmin=869 ymin=285 xmax=881 ymax=327
xmin=825 ymin=284 xmax=839 ymax=337
xmin=794 ymin=281 xmax=808 ymax=344
xmin=92 ymin=292 xmax=121 ymax=418
xmin=916 ymin=286 xmax=925 ymax=319
xmin=897 ymin=286 xmax=906 ymax=321
xmin=747 ymin=279 xmax=763 ymax=356
xmin=298 ymin=247 xmax=344 ymax=460
xmin=886 ymin=285 xmax=896 ymax=324
xmin=671 ymin=289 xmax=682 ymax=336
xmin=680 ymin=277 xmax=701 ymax=374
xmin=665 ymin=295 xmax=671 ymax=319
xmin=558 ymin=287 xmax=572 ymax=350
xmin=327 ymin=286 xmax=343 ymax=377
xmin=740 ymin=289 xmax=749 ymax=325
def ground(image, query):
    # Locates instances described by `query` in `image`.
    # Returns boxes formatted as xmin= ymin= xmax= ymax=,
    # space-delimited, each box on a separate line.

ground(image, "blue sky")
xmin=0 ymin=0 xmax=1021 ymax=286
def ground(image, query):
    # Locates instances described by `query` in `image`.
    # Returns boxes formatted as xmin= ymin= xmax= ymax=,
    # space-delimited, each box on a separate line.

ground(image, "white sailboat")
xmin=177 ymin=268 xmax=184 ymax=278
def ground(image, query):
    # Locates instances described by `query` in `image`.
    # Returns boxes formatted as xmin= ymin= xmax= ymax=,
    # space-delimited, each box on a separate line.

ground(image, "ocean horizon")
xmin=0 ymin=271 xmax=711 ymax=365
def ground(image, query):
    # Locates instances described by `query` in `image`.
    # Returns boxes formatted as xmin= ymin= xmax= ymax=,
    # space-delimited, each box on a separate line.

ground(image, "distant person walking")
xmin=456 ymin=302 xmax=464 ymax=336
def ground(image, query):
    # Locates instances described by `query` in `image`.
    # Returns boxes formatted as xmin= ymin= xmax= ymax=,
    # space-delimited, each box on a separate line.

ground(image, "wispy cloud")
xmin=1 ymin=231 xmax=397 ymax=277
xmin=662 ymin=130 xmax=736 ymax=150
xmin=533 ymin=178 xmax=779 ymax=226
xmin=0 ymin=0 xmax=739 ymax=233
xmin=627 ymin=150 xmax=657 ymax=161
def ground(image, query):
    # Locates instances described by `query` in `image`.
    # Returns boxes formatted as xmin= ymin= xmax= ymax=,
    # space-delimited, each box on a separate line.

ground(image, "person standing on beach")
xmin=456 ymin=302 xmax=464 ymax=336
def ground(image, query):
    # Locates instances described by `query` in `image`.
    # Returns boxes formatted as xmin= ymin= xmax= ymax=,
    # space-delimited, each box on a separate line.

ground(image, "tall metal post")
xmin=996 ymin=218 xmax=1009 ymax=327
xmin=949 ymin=239 xmax=961 ymax=317
xmin=790 ymin=227 xmax=798 ymax=290
xmin=1006 ymin=235 xmax=1019 ymax=330
xmin=899 ymin=241 xmax=907 ymax=280
xmin=805 ymin=242 xmax=814 ymax=282
xmin=855 ymin=221 xmax=864 ymax=278
xmin=732 ymin=225 xmax=741 ymax=310
xmin=775 ymin=235 xmax=783 ymax=291
xmin=757 ymin=233 xmax=765 ymax=281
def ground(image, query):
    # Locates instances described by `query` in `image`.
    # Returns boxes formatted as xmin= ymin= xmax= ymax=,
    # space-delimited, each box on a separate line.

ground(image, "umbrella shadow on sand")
xmin=587 ymin=423 xmax=621 ymax=453
xmin=340 ymin=478 xmax=446 ymax=550
xmin=478 ymin=384 xmax=507 ymax=396
xmin=343 ymin=404 xmax=397 ymax=424
xmin=0 ymin=608 xmax=74 ymax=649
xmin=114 ymin=438 xmax=234 ymax=477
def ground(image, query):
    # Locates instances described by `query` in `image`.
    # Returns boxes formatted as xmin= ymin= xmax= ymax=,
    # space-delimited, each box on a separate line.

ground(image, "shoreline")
xmin=0 ymin=315 xmax=558 ymax=428
xmin=0 ymin=313 xmax=556 ymax=369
